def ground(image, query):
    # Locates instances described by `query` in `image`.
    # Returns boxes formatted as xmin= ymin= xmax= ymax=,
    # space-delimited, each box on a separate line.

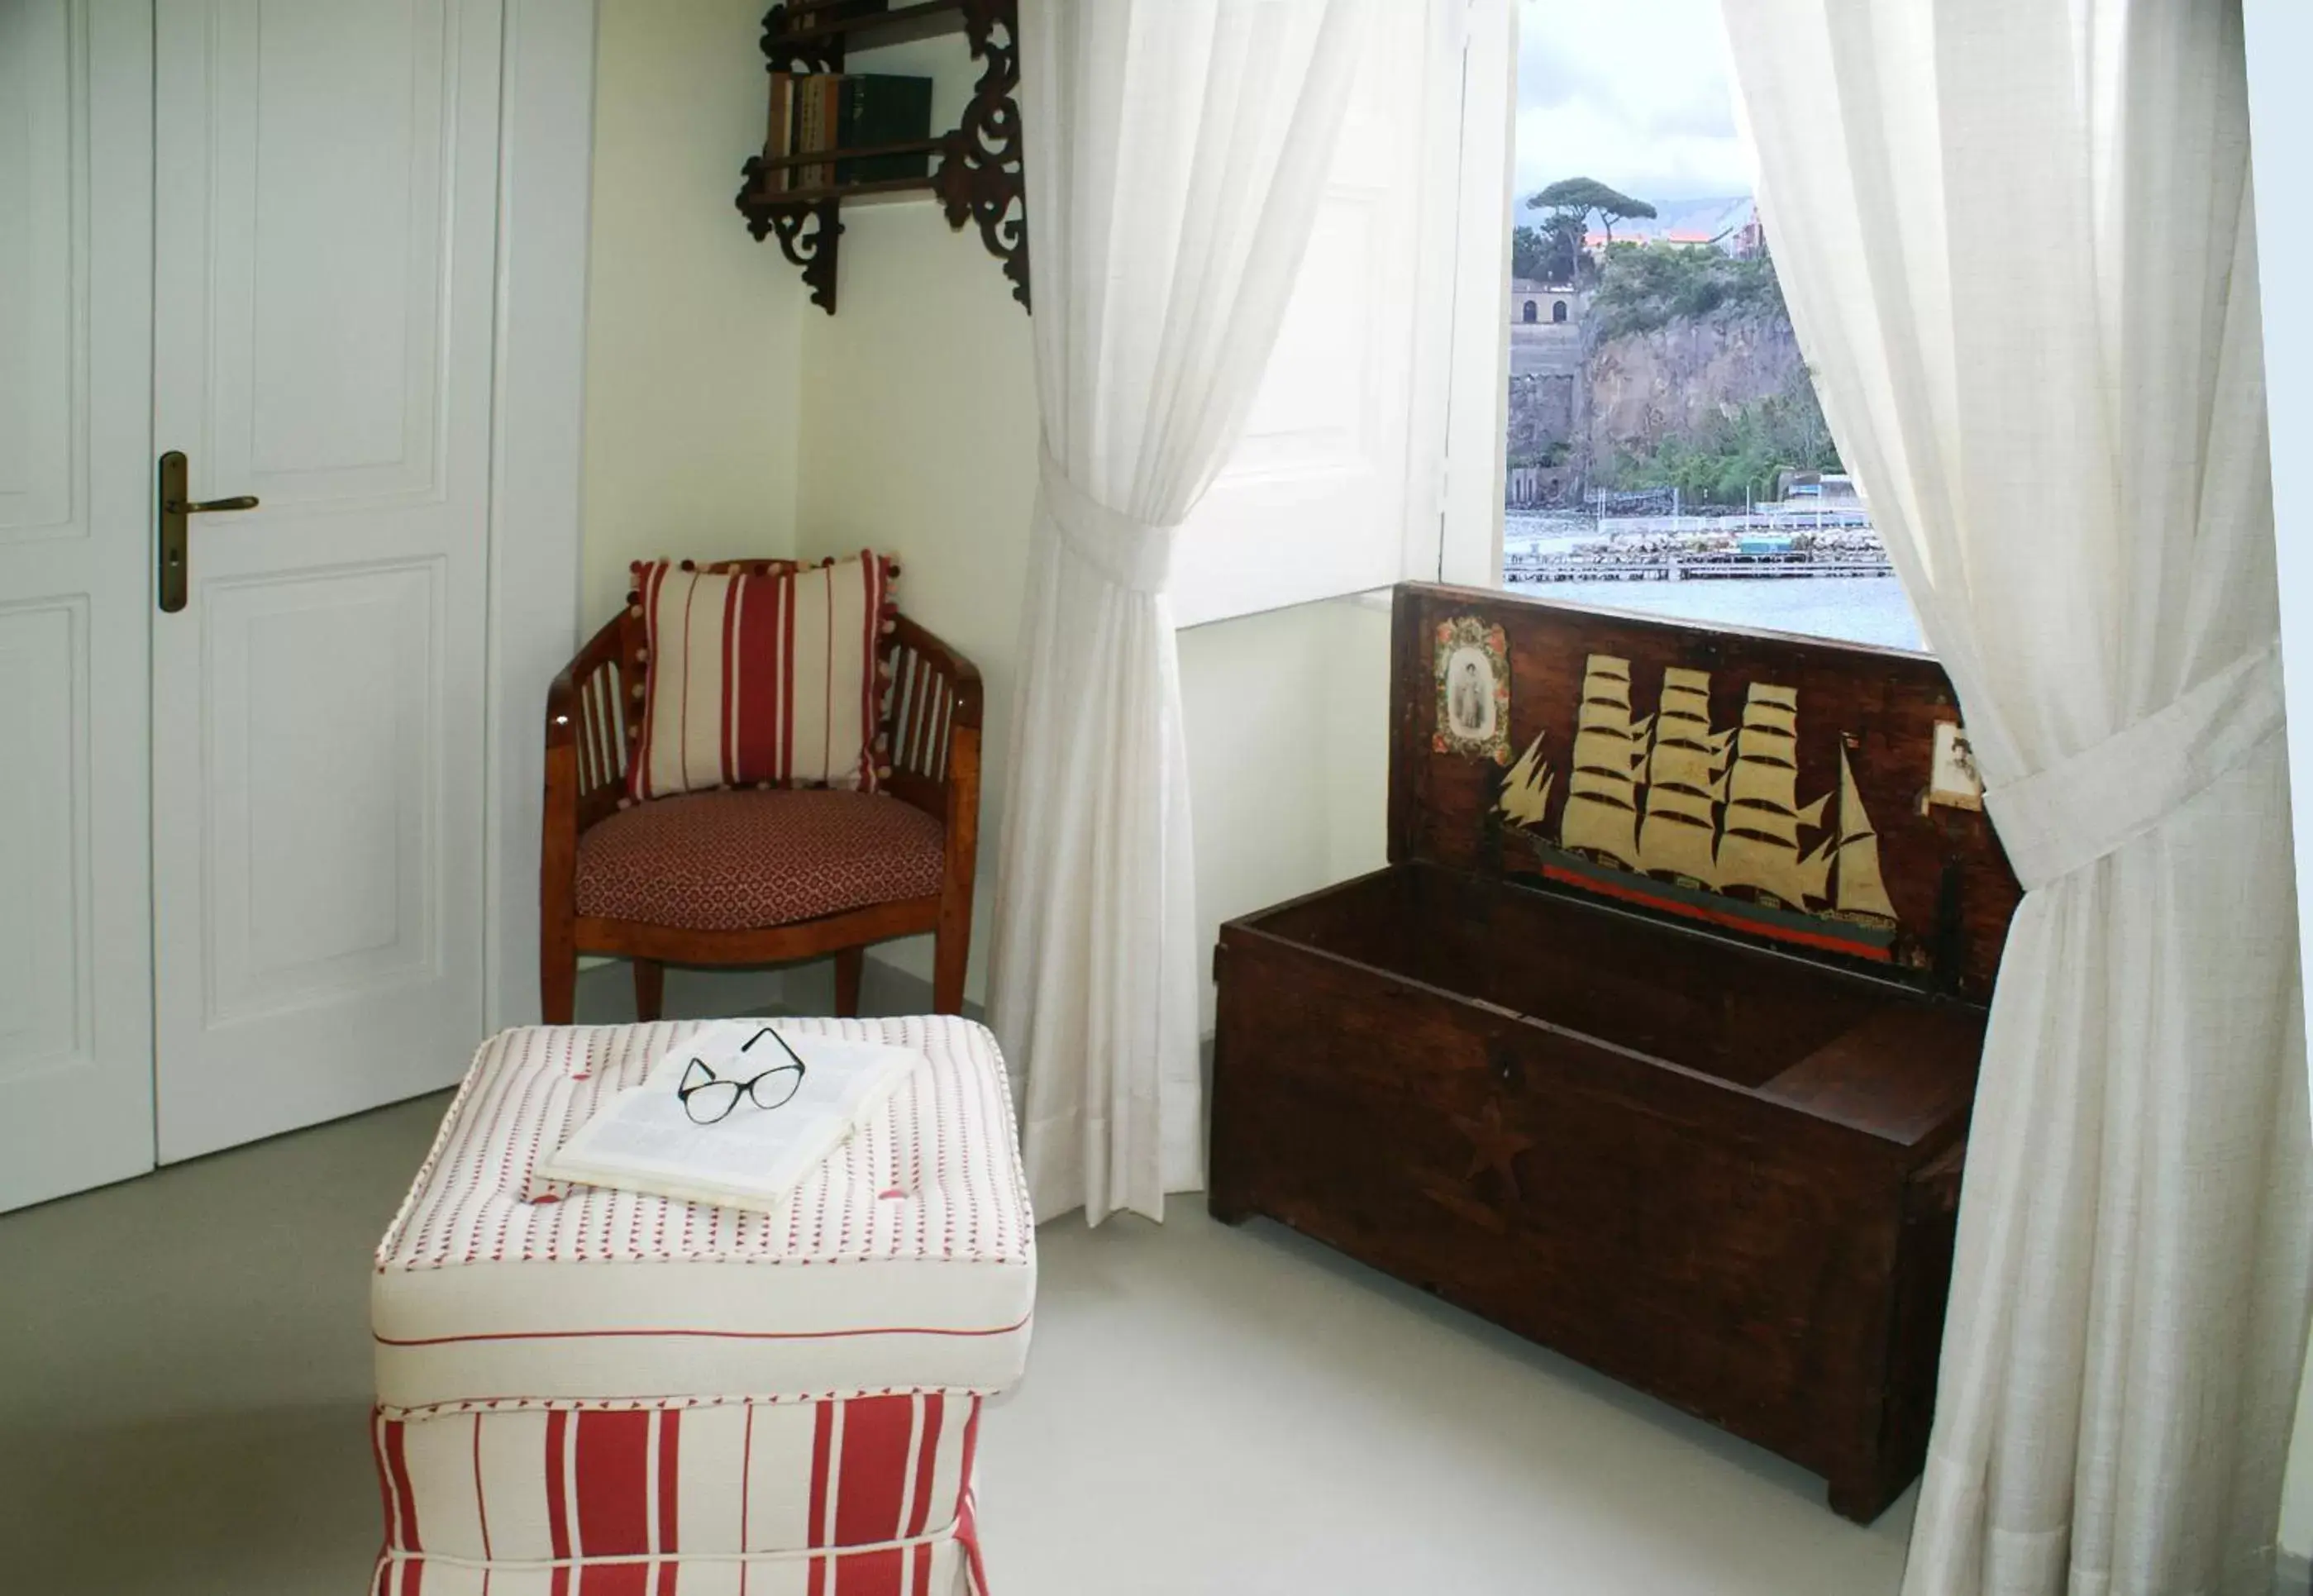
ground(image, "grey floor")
xmin=0 ymin=1058 xmax=1916 ymax=1594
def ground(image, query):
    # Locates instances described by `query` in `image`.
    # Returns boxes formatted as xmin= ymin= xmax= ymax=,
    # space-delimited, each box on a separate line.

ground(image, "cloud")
xmin=1514 ymin=0 xmax=1756 ymax=207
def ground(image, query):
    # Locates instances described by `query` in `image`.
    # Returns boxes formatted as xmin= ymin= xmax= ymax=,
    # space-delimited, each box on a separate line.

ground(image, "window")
xmin=1524 ymin=298 xmax=1539 ymax=322
xmin=1498 ymin=1 xmax=1922 ymax=652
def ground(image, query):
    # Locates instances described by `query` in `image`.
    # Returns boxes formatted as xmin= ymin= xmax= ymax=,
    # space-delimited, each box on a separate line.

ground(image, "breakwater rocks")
xmin=1508 ymin=526 xmax=1891 ymax=584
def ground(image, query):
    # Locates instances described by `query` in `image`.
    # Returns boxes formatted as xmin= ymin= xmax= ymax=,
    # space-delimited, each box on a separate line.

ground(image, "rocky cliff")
xmin=1579 ymin=312 xmax=1810 ymax=478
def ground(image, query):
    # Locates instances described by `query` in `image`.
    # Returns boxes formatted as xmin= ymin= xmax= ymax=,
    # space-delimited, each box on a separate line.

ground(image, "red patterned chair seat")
xmin=576 ymin=788 xmax=946 ymax=932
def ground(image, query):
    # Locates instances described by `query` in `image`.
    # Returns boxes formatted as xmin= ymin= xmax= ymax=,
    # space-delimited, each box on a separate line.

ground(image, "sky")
xmin=1514 ymin=0 xmax=1757 ymax=214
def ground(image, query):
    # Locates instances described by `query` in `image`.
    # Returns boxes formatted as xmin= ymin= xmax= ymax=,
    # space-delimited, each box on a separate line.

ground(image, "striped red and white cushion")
xmin=627 ymin=552 xmax=895 ymax=801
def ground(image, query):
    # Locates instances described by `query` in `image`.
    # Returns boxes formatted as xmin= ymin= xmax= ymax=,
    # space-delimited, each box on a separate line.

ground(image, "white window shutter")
xmin=1167 ymin=0 xmax=1514 ymax=626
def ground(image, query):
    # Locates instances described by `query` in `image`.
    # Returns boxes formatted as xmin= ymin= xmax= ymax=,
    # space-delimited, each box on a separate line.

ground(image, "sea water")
xmin=1518 ymin=574 xmax=1926 ymax=653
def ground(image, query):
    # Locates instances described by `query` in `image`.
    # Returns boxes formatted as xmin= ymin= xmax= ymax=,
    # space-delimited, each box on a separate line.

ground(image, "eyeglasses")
xmin=676 ymin=1027 xmax=808 ymax=1125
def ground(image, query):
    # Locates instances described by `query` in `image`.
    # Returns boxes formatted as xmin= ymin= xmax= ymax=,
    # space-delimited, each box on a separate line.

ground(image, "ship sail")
xmin=1636 ymin=665 xmax=1729 ymax=885
xmin=1638 ymin=786 xmax=1722 ymax=885
xmin=1497 ymin=733 xmax=1555 ymax=830
xmin=1829 ymin=746 xmax=1899 ymax=923
xmin=1717 ymin=680 xmax=1832 ymax=907
xmin=1558 ymin=654 xmax=1648 ymax=868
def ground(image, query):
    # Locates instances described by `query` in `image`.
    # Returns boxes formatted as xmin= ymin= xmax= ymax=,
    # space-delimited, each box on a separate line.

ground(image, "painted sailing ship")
xmin=1557 ymin=655 xmax=1652 ymax=869
xmin=1495 ymin=660 xmax=1902 ymax=960
xmin=1498 ymin=733 xmax=1555 ymax=827
xmin=1816 ymin=746 xmax=1900 ymax=931
xmin=1718 ymin=683 xmax=1832 ymax=910
xmin=1633 ymin=665 xmax=1731 ymax=889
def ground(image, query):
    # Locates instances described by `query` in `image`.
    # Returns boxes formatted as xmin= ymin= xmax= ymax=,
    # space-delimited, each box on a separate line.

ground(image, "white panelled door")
xmin=0 ymin=1 xmax=158 ymax=1212
xmin=149 ymin=0 xmax=504 ymax=1161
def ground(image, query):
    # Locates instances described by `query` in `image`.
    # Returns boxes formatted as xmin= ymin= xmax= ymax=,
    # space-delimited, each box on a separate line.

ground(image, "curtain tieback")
xmin=1982 ymin=637 xmax=2285 ymax=892
xmin=1037 ymin=447 xmax=1178 ymax=595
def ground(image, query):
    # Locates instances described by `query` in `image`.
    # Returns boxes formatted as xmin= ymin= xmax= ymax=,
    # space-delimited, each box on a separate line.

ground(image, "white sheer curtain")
xmin=991 ymin=0 xmax=1366 ymax=1226
xmin=1724 ymin=2 xmax=2312 ymax=1589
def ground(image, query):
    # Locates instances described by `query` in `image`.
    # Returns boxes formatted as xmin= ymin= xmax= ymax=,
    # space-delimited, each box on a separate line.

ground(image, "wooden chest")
xmin=1208 ymin=583 xmax=2020 ymax=1522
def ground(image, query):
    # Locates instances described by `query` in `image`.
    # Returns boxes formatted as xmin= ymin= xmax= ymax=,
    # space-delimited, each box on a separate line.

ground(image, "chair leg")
xmin=633 ymin=958 xmax=665 ymax=1022
xmin=541 ymin=923 xmax=578 ymax=1026
xmin=834 ymin=947 xmax=865 ymax=1018
xmin=932 ymin=925 xmax=967 ymax=1017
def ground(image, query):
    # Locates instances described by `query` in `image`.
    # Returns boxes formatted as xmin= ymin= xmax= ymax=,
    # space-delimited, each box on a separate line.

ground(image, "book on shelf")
xmin=836 ymin=74 xmax=936 ymax=183
xmin=805 ymin=74 xmax=840 ymax=188
xmin=764 ymin=73 xmax=794 ymax=192
xmin=762 ymin=70 xmax=935 ymax=195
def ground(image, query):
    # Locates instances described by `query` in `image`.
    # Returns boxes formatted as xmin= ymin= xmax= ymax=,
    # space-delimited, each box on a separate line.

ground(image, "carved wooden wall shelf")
xmin=735 ymin=0 xmax=1028 ymax=315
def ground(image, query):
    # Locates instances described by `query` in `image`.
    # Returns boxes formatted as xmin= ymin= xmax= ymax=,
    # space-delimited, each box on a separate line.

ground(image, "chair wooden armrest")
xmin=882 ymin=616 xmax=985 ymax=1014
xmin=541 ymin=611 xmax=637 ymax=1022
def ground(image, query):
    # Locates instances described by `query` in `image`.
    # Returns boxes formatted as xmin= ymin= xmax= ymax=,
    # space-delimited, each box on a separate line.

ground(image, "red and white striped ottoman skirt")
xmin=370 ymin=1392 xmax=986 ymax=1595
xmin=368 ymin=1019 xmax=1035 ymax=1595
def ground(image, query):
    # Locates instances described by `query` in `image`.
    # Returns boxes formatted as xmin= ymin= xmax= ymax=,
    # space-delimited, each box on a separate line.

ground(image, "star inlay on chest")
xmin=1452 ymin=1099 xmax=1534 ymax=1203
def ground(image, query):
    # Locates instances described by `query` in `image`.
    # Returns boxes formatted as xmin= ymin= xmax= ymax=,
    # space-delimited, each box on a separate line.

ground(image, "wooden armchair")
xmin=541 ymin=591 xmax=982 ymax=1024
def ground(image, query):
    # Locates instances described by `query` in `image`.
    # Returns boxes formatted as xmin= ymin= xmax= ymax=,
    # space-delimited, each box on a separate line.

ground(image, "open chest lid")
xmin=1388 ymin=582 xmax=2021 ymax=1000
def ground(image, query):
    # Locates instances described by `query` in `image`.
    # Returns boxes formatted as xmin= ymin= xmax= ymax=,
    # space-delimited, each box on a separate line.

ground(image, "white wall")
xmin=789 ymin=202 xmax=1394 ymax=1022
xmin=2244 ymin=0 xmax=2313 ymax=1561
xmin=1180 ymin=598 xmax=1394 ymax=1027
xmin=580 ymin=0 xmax=806 ymax=627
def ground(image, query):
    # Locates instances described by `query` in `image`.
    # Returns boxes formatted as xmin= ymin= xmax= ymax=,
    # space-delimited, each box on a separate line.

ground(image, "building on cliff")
xmin=1510 ymin=277 xmax=1578 ymax=327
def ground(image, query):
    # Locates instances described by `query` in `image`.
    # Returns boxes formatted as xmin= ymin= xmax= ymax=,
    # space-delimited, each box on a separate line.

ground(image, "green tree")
xmin=1511 ymin=225 xmax=1548 ymax=281
xmin=1527 ymin=176 xmax=1658 ymax=250
xmin=1590 ymin=241 xmax=1789 ymax=338
xmin=1513 ymin=220 xmax=1584 ymax=284
xmin=1537 ymin=212 xmax=1586 ymax=283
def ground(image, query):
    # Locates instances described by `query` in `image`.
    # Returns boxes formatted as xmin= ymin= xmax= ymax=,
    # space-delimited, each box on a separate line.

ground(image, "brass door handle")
xmin=156 ymin=450 xmax=260 ymax=613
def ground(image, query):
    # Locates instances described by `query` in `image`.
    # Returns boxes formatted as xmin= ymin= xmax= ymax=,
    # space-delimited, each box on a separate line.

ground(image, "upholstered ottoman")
xmin=368 ymin=1017 xmax=1034 ymax=1595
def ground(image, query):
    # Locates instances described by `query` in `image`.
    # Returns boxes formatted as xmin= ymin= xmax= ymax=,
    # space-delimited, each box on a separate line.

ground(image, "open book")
xmin=537 ymin=1021 xmax=924 ymax=1214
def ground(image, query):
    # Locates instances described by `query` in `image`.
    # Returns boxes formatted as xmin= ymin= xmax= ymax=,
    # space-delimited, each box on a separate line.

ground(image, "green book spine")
xmin=835 ymin=74 xmax=935 ymax=184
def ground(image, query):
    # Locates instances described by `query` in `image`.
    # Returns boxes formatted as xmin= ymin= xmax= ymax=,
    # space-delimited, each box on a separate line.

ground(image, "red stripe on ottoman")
xmin=384 ymin=1417 xmax=422 ymax=1554
xmin=576 ymin=1409 xmax=654 ymax=1558
xmin=908 ymin=1396 xmax=946 ymax=1593
xmin=372 ymin=1413 xmax=399 ymax=1558
xmin=836 ymin=1547 xmax=908 ymax=1596
xmin=656 ymin=1409 xmax=681 ymax=1596
xmin=833 ymin=1394 xmax=915 ymax=1549
xmin=377 ymin=1410 xmax=426 ymax=1595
